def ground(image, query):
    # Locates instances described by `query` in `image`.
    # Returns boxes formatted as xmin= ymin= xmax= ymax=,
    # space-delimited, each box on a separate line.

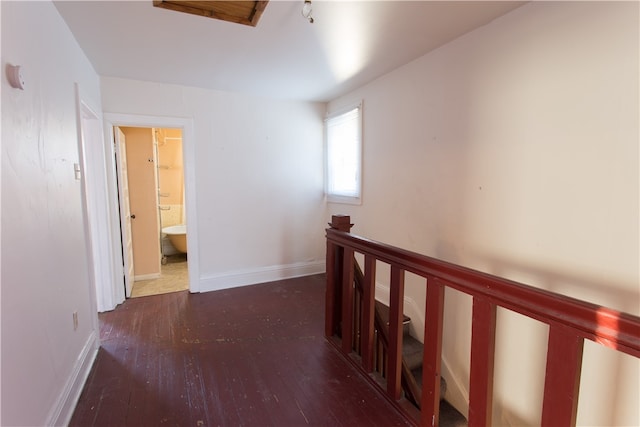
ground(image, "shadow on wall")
xmin=470 ymin=251 xmax=638 ymax=316
xmin=466 ymin=250 xmax=639 ymax=426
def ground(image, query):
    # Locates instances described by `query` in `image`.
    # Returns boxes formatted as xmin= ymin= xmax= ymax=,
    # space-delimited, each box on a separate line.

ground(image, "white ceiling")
xmin=54 ymin=1 xmax=526 ymax=102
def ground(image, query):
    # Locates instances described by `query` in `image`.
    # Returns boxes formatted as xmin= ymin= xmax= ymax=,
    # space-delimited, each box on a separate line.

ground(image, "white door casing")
xmin=101 ymin=113 xmax=199 ymax=309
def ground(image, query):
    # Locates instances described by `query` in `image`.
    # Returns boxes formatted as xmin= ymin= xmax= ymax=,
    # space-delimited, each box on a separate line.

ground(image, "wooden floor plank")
xmin=70 ymin=274 xmax=413 ymax=426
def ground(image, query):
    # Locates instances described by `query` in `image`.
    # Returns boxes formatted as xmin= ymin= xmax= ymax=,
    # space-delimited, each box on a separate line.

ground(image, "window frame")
xmin=324 ymin=101 xmax=363 ymax=205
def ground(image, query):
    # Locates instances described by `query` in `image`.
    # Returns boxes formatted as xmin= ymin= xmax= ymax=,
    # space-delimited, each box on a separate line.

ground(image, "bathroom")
xmin=118 ymin=126 xmax=188 ymax=297
xmin=156 ymin=128 xmax=187 ymax=260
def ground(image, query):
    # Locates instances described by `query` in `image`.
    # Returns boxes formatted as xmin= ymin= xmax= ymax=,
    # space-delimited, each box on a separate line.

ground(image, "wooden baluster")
xmin=361 ymin=255 xmax=376 ymax=372
xmin=421 ymin=278 xmax=445 ymax=427
xmin=468 ymin=296 xmax=497 ymax=427
xmin=387 ymin=265 xmax=405 ymax=400
xmin=354 ymin=284 xmax=361 ymax=353
xmin=541 ymin=323 xmax=584 ymax=427
xmin=325 ymin=239 xmax=337 ymax=337
xmin=341 ymin=246 xmax=355 ymax=353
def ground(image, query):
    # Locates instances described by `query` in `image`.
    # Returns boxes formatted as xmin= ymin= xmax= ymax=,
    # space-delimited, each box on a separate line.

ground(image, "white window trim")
xmin=324 ymin=101 xmax=363 ymax=205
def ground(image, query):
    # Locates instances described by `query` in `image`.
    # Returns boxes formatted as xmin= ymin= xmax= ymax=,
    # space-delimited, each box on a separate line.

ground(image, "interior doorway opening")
xmin=100 ymin=113 xmax=199 ymax=312
xmin=114 ymin=126 xmax=189 ymax=298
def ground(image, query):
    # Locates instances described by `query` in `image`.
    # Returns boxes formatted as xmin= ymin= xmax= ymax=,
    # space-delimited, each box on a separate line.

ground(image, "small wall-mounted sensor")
xmin=7 ymin=65 xmax=25 ymax=90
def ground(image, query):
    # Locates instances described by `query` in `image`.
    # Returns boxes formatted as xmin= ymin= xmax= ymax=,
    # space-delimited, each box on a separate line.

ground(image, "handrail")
xmin=325 ymin=215 xmax=640 ymax=427
xmin=327 ymin=227 xmax=639 ymax=355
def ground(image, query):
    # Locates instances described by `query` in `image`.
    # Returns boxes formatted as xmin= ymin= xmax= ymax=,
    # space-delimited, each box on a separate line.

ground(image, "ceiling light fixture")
xmin=301 ymin=0 xmax=314 ymax=24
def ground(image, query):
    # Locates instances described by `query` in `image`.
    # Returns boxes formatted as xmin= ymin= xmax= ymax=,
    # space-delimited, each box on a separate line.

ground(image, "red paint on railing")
xmin=541 ymin=323 xmax=584 ymax=426
xmin=421 ymin=278 xmax=445 ymax=426
xmin=341 ymin=247 xmax=355 ymax=354
xmin=325 ymin=215 xmax=640 ymax=427
xmin=468 ymin=297 xmax=496 ymax=426
xmin=387 ymin=266 xmax=405 ymax=400
xmin=361 ymin=255 xmax=377 ymax=373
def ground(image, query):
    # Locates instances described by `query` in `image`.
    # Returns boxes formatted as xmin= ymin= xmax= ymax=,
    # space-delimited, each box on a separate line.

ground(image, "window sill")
xmin=326 ymin=194 xmax=362 ymax=205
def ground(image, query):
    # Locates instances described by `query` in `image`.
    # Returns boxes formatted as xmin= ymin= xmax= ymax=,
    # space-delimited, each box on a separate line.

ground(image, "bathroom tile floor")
xmin=131 ymin=254 xmax=189 ymax=298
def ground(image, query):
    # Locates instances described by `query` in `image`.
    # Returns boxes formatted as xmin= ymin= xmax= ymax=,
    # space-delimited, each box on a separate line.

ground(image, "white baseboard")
xmin=47 ymin=330 xmax=99 ymax=426
xmin=199 ymin=260 xmax=326 ymax=293
xmin=134 ymin=272 xmax=161 ymax=281
xmin=440 ymin=356 xmax=470 ymax=418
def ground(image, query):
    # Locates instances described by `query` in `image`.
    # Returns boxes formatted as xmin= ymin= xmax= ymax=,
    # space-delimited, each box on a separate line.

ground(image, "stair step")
xmin=373 ymin=301 xmax=468 ymax=426
xmin=402 ymin=335 xmax=424 ymax=371
xmin=410 ymin=366 xmax=447 ymax=397
xmin=439 ymin=400 xmax=468 ymax=427
xmin=374 ymin=301 xmax=422 ymax=369
xmin=409 ymin=368 xmax=468 ymax=427
xmin=375 ymin=300 xmax=411 ymax=336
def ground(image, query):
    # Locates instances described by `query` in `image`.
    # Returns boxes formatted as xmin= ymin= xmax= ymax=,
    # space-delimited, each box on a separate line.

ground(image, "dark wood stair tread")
xmin=402 ymin=334 xmax=424 ymax=371
xmin=439 ymin=400 xmax=468 ymax=427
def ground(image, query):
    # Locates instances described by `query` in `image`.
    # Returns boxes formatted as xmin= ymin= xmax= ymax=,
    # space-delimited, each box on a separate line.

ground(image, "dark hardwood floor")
xmin=70 ymin=274 xmax=413 ymax=426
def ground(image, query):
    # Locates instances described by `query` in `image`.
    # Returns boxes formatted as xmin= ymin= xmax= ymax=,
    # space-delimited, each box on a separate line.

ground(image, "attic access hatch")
xmin=153 ymin=1 xmax=269 ymax=27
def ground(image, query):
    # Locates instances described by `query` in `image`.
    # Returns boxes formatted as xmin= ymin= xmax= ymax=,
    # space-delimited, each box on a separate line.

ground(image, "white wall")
xmin=328 ymin=2 xmax=638 ymax=425
xmin=1 ymin=1 xmax=102 ymax=425
xmin=101 ymin=78 xmax=327 ymax=292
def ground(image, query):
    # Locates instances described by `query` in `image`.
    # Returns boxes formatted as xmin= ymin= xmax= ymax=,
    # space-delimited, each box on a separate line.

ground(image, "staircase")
xmin=349 ymin=254 xmax=467 ymax=426
xmin=375 ymin=301 xmax=467 ymax=427
xmin=326 ymin=233 xmax=468 ymax=426
xmin=326 ymin=215 xmax=640 ymax=427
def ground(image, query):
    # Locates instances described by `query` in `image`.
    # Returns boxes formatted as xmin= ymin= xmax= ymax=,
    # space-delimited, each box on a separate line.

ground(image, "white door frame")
xmin=74 ymin=83 xmax=105 ymax=323
xmin=102 ymin=113 xmax=200 ymax=308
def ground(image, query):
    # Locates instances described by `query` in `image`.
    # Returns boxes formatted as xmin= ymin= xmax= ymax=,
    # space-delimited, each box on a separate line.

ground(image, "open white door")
xmin=114 ymin=127 xmax=135 ymax=297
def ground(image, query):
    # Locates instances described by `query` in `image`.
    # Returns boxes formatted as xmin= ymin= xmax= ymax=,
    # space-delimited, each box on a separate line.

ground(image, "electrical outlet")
xmin=73 ymin=311 xmax=78 ymax=331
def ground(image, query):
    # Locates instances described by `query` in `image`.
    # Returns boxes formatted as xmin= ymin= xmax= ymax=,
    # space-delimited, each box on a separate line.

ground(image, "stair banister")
xmin=325 ymin=215 xmax=640 ymax=427
xmin=325 ymin=215 xmax=353 ymax=338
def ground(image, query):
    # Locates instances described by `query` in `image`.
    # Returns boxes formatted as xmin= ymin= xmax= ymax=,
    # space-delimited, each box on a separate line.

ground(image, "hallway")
xmin=70 ymin=275 xmax=413 ymax=426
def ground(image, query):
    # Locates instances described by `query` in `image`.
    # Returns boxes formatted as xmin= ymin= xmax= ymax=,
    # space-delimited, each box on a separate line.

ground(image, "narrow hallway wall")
xmin=101 ymin=78 xmax=327 ymax=292
xmin=327 ymin=2 xmax=638 ymax=425
xmin=1 ymin=1 xmax=103 ymax=425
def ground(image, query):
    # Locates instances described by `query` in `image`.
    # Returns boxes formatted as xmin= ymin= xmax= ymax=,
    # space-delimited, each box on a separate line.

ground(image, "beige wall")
xmin=101 ymin=78 xmax=327 ymax=292
xmin=328 ymin=1 xmax=638 ymax=425
xmin=121 ymin=127 xmax=161 ymax=278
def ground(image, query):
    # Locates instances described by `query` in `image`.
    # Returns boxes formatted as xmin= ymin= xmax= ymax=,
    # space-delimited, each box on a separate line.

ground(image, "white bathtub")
xmin=162 ymin=224 xmax=187 ymax=253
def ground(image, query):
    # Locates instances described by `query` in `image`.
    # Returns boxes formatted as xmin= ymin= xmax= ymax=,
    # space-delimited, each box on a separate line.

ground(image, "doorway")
xmin=115 ymin=126 xmax=189 ymax=298
xmin=101 ymin=114 xmax=199 ymax=310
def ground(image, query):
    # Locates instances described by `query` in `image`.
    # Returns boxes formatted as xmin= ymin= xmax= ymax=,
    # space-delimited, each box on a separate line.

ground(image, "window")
xmin=325 ymin=103 xmax=362 ymax=204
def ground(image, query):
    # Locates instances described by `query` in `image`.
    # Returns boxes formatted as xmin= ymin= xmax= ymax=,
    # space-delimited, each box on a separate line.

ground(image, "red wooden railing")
xmin=325 ymin=215 xmax=640 ymax=427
